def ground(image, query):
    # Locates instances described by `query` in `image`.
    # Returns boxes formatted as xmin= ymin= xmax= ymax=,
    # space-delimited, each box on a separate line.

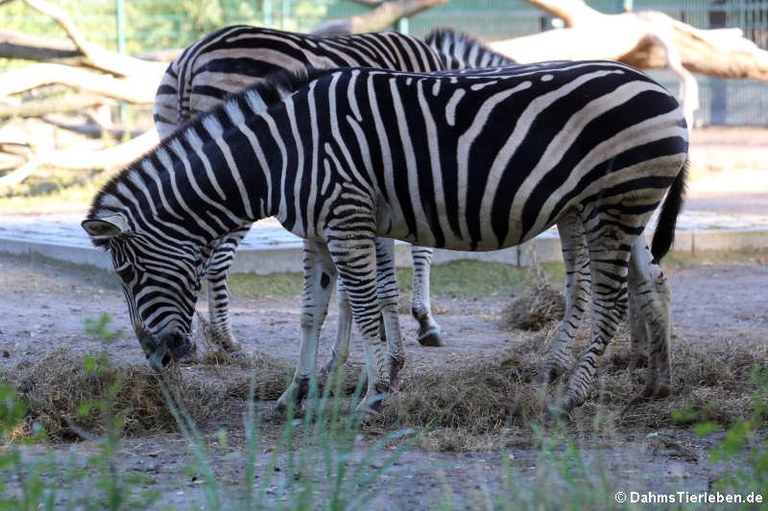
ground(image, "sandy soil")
xmin=1 ymin=251 xmax=766 ymax=509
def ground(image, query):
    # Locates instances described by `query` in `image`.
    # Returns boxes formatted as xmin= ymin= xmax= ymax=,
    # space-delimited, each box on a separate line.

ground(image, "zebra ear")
xmin=81 ymin=214 xmax=130 ymax=239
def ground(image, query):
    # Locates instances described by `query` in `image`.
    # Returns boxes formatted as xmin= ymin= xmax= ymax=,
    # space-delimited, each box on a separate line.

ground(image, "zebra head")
xmin=82 ymin=213 xmax=210 ymax=371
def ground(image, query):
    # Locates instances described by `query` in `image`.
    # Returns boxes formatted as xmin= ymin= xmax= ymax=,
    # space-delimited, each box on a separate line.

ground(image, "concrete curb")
xmin=1 ymin=222 xmax=766 ymax=275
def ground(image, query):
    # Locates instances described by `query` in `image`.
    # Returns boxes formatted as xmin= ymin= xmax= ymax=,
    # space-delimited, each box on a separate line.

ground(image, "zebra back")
xmin=153 ymin=25 xmax=447 ymax=138
xmin=424 ymin=28 xmax=516 ymax=70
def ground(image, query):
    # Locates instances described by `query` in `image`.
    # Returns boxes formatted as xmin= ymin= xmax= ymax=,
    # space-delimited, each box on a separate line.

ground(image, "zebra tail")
xmin=650 ymin=158 xmax=690 ymax=264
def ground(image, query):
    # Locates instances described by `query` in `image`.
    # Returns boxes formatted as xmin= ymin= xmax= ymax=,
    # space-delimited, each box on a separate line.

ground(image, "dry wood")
xmin=491 ymin=0 xmax=768 ymax=82
xmin=0 ymin=29 xmax=82 ymax=63
xmin=0 ymin=63 xmax=159 ymax=106
xmin=14 ymin=0 xmax=167 ymax=77
xmin=0 ymin=129 xmax=159 ymax=189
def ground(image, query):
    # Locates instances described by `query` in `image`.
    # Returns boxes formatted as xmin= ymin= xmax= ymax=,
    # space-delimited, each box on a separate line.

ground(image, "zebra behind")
xmin=153 ymin=25 xmax=516 ymax=361
xmin=84 ymin=62 xmax=688 ymax=414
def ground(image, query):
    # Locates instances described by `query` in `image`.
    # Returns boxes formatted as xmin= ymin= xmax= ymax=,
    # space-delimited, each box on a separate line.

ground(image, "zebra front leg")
xmin=410 ymin=246 xmax=443 ymax=347
xmin=625 ymin=237 xmax=672 ymax=406
xmin=375 ymin=238 xmax=406 ymax=382
xmin=275 ymin=240 xmax=337 ymax=413
xmin=540 ymin=213 xmax=590 ymax=383
xmin=327 ymin=235 xmax=391 ymax=414
xmin=320 ymin=238 xmax=407 ymax=382
xmin=551 ymin=223 xmax=632 ymax=415
xmin=203 ymin=226 xmax=250 ymax=353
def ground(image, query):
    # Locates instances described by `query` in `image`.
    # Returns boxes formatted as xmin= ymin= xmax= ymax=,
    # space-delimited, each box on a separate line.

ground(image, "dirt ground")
xmin=1 ymin=250 xmax=767 ymax=509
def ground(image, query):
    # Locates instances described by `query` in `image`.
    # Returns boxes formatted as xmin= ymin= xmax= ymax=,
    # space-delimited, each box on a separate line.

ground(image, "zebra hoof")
xmin=538 ymin=358 xmax=573 ymax=385
xmin=545 ymin=400 xmax=574 ymax=424
xmin=417 ymin=327 xmax=444 ymax=347
xmin=356 ymin=394 xmax=385 ymax=419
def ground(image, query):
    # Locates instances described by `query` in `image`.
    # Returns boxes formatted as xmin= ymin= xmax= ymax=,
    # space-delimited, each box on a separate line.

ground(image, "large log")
xmin=491 ymin=0 xmax=768 ymax=82
xmin=0 ymin=129 xmax=160 ymax=190
xmin=0 ymin=63 xmax=160 ymax=106
xmin=0 ymin=30 xmax=82 ymax=63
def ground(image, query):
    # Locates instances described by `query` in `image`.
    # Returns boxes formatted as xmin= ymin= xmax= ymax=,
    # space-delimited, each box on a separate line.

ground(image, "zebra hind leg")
xmin=410 ymin=246 xmax=443 ymax=347
xmin=275 ymin=240 xmax=337 ymax=415
xmin=550 ymin=218 xmax=634 ymax=415
xmin=203 ymin=227 xmax=250 ymax=353
xmin=540 ymin=213 xmax=590 ymax=384
xmin=624 ymin=237 xmax=672 ymax=409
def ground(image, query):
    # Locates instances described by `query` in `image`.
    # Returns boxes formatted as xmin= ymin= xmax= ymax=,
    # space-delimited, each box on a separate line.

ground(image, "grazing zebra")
xmin=152 ymin=25 xmax=516 ymax=366
xmin=83 ymin=62 xmax=688 ymax=414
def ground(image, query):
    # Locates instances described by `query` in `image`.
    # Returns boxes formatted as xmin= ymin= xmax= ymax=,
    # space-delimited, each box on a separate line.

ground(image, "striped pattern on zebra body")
xmin=84 ymin=62 xmax=688 ymax=414
xmin=152 ymin=26 xmax=516 ymax=370
xmin=423 ymin=28 xmax=514 ymax=69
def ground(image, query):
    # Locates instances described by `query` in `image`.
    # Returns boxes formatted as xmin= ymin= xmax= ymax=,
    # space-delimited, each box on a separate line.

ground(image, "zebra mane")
xmin=424 ymin=27 xmax=516 ymax=67
xmin=231 ymin=66 xmax=325 ymax=113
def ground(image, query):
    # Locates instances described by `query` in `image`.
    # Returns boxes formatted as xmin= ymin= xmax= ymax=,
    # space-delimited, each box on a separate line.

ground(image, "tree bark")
xmin=491 ymin=0 xmax=768 ymax=82
xmin=0 ymin=30 xmax=83 ymax=63
xmin=0 ymin=129 xmax=159 ymax=190
xmin=0 ymin=63 xmax=159 ymax=107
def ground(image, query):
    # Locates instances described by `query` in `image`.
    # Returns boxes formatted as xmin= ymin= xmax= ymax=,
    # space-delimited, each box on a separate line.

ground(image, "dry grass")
xmin=378 ymin=322 xmax=767 ymax=451
xmin=2 ymin=348 xmax=217 ymax=441
xmin=499 ymin=269 xmax=565 ymax=331
xmin=4 ymin=279 xmax=765 ymax=447
xmin=1 ymin=330 xmax=368 ymax=442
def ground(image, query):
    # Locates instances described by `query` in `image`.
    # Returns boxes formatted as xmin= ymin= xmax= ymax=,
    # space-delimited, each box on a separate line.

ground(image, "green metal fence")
xmin=2 ymin=0 xmax=767 ymax=125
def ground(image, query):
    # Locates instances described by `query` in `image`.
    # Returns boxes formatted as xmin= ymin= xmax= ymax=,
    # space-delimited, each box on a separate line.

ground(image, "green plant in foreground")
xmin=674 ymin=365 xmax=768 ymax=505
xmin=704 ymin=366 xmax=768 ymax=498
xmin=156 ymin=365 xmax=413 ymax=511
xmin=1 ymin=316 xmax=159 ymax=511
xmin=76 ymin=355 xmax=159 ymax=510
xmin=495 ymin=424 xmax=618 ymax=511
xmin=84 ymin=313 xmax=124 ymax=343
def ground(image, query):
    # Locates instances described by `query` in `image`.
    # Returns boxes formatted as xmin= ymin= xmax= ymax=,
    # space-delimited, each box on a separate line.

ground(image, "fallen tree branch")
xmin=0 ymin=93 xmax=112 ymax=119
xmin=0 ymin=29 xmax=82 ymax=62
xmin=2 ymin=0 xmax=167 ymax=77
xmin=0 ymin=129 xmax=159 ymax=190
xmin=0 ymin=63 xmax=159 ymax=105
xmin=491 ymin=0 xmax=768 ymax=81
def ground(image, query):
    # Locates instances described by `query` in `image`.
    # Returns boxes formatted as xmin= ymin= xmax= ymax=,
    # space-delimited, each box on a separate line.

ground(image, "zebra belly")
xmin=374 ymin=201 xmax=533 ymax=252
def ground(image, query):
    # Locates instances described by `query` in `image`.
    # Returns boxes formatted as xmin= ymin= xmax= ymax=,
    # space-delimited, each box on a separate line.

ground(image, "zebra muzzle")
xmin=140 ymin=332 xmax=192 ymax=371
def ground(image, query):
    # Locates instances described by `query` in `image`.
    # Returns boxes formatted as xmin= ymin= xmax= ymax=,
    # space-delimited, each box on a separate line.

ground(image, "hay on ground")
xmin=379 ymin=316 xmax=767 ymax=451
xmin=499 ymin=270 xmax=565 ymax=331
xmin=3 ymin=348 xmax=221 ymax=441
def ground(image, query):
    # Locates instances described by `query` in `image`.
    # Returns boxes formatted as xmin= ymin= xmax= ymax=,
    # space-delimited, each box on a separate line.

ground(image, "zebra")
xmin=152 ymin=26 xmax=516 ymax=367
xmin=83 ymin=62 xmax=688 ymax=414
xmin=424 ymin=28 xmax=513 ymax=69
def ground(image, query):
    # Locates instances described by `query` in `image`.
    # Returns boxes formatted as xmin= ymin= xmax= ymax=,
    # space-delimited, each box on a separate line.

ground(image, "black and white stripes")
xmin=152 ymin=26 xmax=510 ymax=354
xmin=85 ymin=61 xmax=688 ymax=413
